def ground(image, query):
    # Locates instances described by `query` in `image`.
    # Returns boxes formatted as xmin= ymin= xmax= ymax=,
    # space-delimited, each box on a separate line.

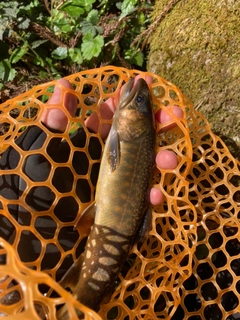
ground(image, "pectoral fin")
xmin=107 ymin=124 xmax=120 ymax=172
xmin=74 ymin=201 xmax=96 ymax=237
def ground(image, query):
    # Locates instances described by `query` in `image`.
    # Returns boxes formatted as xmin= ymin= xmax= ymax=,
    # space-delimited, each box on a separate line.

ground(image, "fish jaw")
xmin=118 ymin=77 xmax=134 ymax=106
xmin=115 ymin=78 xmax=153 ymax=142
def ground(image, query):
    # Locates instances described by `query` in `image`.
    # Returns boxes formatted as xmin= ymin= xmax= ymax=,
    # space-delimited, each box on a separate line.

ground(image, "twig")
xmin=56 ymin=0 xmax=68 ymax=10
xmin=31 ymin=22 xmax=68 ymax=48
xmin=43 ymin=0 xmax=51 ymax=14
xmin=69 ymin=31 xmax=82 ymax=48
xmin=101 ymin=15 xmax=128 ymax=40
xmin=115 ymin=43 xmax=131 ymax=69
xmin=131 ymin=0 xmax=181 ymax=50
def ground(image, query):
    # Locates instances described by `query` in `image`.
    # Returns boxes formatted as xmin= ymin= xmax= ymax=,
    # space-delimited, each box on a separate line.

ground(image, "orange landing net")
xmin=0 ymin=66 xmax=239 ymax=319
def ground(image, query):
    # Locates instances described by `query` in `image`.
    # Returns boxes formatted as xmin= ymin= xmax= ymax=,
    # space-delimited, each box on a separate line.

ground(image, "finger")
xmin=85 ymin=97 xmax=115 ymax=140
xmin=156 ymin=149 xmax=178 ymax=170
xmin=150 ymin=187 xmax=164 ymax=206
xmin=133 ymin=74 xmax=153 ymax=85
xmin=41 ymin=79 xmax=77 ymax=132
xmin=155 ymin=105 xmax=183 ymax=132
xmin=150 ymin=150 xmax=178 ymax=206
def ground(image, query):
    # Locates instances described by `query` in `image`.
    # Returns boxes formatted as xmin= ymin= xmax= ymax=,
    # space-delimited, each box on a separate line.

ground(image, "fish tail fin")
xmin=59 ymin=255 xmax=84 ymax=293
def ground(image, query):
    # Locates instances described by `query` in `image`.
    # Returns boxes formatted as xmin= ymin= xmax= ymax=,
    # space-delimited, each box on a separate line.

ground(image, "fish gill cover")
xmin=0 ymin=66 xmax=239 ymax=319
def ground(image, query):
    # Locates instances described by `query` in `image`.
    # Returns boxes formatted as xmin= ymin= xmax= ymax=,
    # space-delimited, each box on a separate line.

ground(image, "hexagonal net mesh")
xmin=0 ymin=66 xmax=239 ymax=319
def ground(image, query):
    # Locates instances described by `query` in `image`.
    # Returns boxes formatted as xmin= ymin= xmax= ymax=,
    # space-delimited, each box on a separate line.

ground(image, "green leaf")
xmin=33 ymin=54 xmax=45 ymax=67
xmin=81 ymin=9 xmax=101 ymax=35
xmin=81 ymin=9 xmax=103 ymax=36
xmin=31 ymin=39 xmax=48 ymax=49
xmin=132 ymin=51 xmax=144 ymax=67
xmin=51 ymin=9 xmax=65 ymax=20
xmin=96 ymin=26 xmax=103 ymax=34
xmin=17 ymin=16 xmax=30 ymax=29
xmin=60 ymin=23 xmax=73 ymax=33
xmin=81 ymin=21 xmax=97 ymax=36
xmin=86 ymin=9 xmax=99 ymax=24
xmin=52 ymin=14 xmax=73 ymax=34
xmin=0 ymin=59 xmax=17 ymax=82
xmin=81 ymin=0 xmax=96 ymax=6
xmin=60 ymin=0 xmax=85 ymax=18
xmin=68 ymin=48 xmax=83 ymax=64
xmin=138 ymin=11 xmax=145 ymax=24
xmin=124 ymin=49 xmax=144 ymax=67
xmin=2 ymin=6 xmax=19 ymax=18
xmin=18 ymin=0 xmax=40 ymax=12
xmin=51 ymin=47 xmax=68 ymax=60
xmin=81 ymin=33 xmax=104 ymax=60
xmin=116 ymin=2 xmax=122 ymax=10
xmin=62 ymin=5 xmax=84 ymax=18
xmin=59 ymin=0 xmax=96 ymax=18
xmin=119 ymin=0 xmax=138 ymax=20
xmin=39 ymin=70 xmax=51 ymax=80
xmin=0 ymin=18 xmax=7 ymax=40
xmin=10 ymin=43 xmax=29 ymax=64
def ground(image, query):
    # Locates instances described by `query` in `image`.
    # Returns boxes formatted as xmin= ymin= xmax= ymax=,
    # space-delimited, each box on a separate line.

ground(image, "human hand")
xmin=41 ymin=77 xmax=183 ymax=206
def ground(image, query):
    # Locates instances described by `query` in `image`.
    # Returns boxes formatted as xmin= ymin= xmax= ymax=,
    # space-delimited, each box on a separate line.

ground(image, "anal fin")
xmin=134 ymin=206 xmax=152 ymax=248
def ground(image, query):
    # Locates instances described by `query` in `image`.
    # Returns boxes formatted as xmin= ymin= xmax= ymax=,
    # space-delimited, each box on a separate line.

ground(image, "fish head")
xmin=116 ymin=78 xmax=154 ymax=141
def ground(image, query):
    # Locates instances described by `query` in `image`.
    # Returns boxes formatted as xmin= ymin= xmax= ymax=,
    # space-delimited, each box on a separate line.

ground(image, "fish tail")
xmin=73 ymin=224 xmax=132 ymax=311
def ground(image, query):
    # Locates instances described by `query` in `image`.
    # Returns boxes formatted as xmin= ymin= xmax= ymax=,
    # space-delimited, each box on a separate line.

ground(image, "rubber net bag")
xmin=0 ymin=67 xmax=239 ymax=319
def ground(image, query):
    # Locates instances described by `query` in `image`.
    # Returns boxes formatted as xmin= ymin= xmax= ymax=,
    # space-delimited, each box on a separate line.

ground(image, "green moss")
xmin=148 ymin=0 xmax=240 ymax=159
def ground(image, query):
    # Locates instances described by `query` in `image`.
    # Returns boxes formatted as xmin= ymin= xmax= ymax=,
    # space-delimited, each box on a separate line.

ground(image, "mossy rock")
xmin=148 ymin=0 xmax=240 ymax=159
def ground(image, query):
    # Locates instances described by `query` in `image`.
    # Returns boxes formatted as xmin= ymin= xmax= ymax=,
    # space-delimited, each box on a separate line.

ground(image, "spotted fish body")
xmin=60 ymin=78 xmax=155 ymax=313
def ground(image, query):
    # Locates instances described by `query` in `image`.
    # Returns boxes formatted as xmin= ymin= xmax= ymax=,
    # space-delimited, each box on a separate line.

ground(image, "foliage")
xmin=0 ymin=0 xmax=154 ymax=91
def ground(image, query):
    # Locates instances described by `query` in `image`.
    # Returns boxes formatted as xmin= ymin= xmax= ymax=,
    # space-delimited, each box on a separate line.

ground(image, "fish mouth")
xmin=119 ymin=78 xmax=148 ymax=108
xmin=124 ymin=78 xmax=135 ymax=96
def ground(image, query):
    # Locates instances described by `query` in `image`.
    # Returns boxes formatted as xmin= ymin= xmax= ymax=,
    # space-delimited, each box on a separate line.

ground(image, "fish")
xmin=58 ymin=77 xmax=155 ymax=317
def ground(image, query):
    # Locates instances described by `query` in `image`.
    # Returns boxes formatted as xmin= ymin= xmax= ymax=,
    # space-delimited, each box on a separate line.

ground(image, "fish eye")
xmin=136 ymin=94 xmax=144 ymax=104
